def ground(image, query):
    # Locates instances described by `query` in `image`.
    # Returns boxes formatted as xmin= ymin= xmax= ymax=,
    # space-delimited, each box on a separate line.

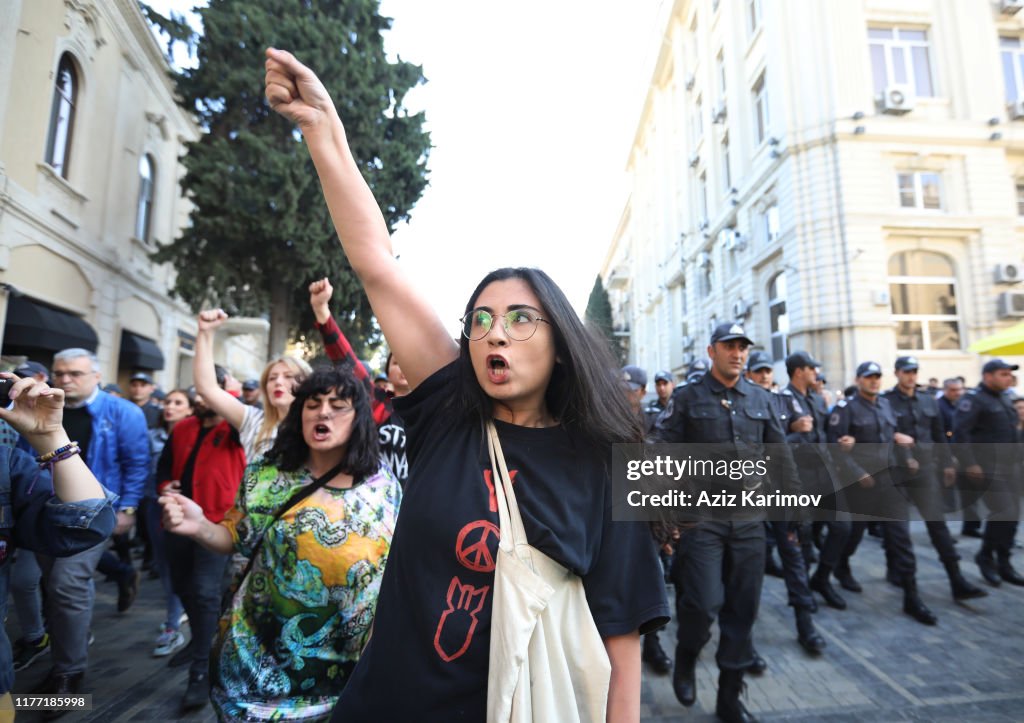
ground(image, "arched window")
xmin=135 ymin=155 xmax=155 ymax=242
xmin=45 ymin=54 xmax=78 ymax=178
xmin=768 ymin=272 xmax=788 ymax=360
xmin=888 ymin=250 xmax=960 ymax=350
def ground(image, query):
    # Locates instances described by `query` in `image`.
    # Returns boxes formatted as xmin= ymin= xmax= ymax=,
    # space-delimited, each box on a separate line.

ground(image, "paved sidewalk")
xmin=641 ymin=523 xmax=1024 ymax=722
xmin=6 ymin=522 xmax=1024 ymax=721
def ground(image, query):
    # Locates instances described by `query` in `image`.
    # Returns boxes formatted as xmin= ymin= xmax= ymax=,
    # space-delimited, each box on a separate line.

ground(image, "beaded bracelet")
xmin=36 ymin=442 xmax=81 ymax=470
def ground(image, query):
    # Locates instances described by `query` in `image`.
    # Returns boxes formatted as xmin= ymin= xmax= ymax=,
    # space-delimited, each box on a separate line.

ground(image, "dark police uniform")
xmin=653 ymin=369 xmax=796 ymax=678
xmin=782 ymin=383 xmax=852 ymax=588
xmin=883 ymin=383 xmax=956 ymax=560
xmin=826 ymin=388 xmax=917 ymax=583
xmin=643 ymin=398 xmax=666 ymax=435
xmin=953 ymin=377 xmax=1023 ymax=583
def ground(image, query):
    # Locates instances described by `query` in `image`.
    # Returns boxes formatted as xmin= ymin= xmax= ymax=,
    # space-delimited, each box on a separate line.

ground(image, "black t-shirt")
xmin=62 ymin=406 xmax=93 ymax=461
xmin=377 ymin=410 xmax=407 ymax=486
xmin=140 ymin=401 xmax=163 ymax=430
xmin=333 ymin=362 xmax=669 ymax=721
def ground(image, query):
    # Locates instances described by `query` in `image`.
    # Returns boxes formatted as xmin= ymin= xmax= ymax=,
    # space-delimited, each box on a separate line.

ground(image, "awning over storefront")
xmin=119 ymin=330 xmax=164 ymax=371
xmin=3 ymin=295 xmax=98 ymax=352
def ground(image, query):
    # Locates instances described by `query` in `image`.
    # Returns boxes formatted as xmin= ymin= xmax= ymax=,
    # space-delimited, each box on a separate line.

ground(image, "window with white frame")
xmin=888 ymin=250 xmax=960 ymax=351
xmin=1000 ymin=37 xmax=1024 ymax=104
xmin=692 ymin=95 xmax=704 ymax=146
xmin=135 ymin=155 xmax=155 ymax=242
xmin=768 ymin=272 xmax=788 ymax=360
xmin=698 ymin=171 xmax=709 ymax=222
xmin=700 ymin=253 xmax=714 ymax=296
xmin=720 ymin=133 xmax=731 ymax=195
xmin=1016 ymin=181 xmax=1024 ymax=216
xmin=763 ymin=203 xmax=780 ymax=244
xmin=897 ymin=171 xmax=942 ymax=210
xmin=45 ymin=54 xmax=78 ymax=179
xmin=752 ymin=72 xmax=768 ymax=145
xmin=746 ymin=0 xmax=761 ymax=36
xmin=716 ymin=50 xmax=727 ymax=98
xmin=868 ymin=27 xmax=934 ymax=97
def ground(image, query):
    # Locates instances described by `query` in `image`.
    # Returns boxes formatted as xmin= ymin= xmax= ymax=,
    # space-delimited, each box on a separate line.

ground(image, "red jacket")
xmin=160 ymin=416 xmax=245 ymax=523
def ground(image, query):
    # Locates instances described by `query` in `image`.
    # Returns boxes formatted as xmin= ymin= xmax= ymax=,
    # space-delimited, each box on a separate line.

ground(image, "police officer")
xmin=782 ymin=352 xmax=853 ymax=611
xmin=645 ymin=371 xmax=675 ymax=433
xmin=686 ymin=358 xmax=709 ymax=385
xmin=883 ymin=357 xmax=986 ymax=600
xmin=953 ymin=359 xmax=1024 ymax=586
xmin=620 ymin=364 xmax=675 ymax=674
xmin=746 ymin=351 xmax=827 ymax=656
xmin=827 ymin=361 xmax=938 ymax=625
xmin=652 ymin=323 xmax=798 ymax=723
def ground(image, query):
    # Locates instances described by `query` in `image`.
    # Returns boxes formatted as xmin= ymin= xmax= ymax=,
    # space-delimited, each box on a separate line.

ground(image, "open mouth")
xmin=486 ymin=355 xmax=510 ymax=383
xmin=312 ymin=423 xmax=331 ymax=441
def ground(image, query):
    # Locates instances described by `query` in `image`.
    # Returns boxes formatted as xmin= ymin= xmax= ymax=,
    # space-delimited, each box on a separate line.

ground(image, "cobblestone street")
xmin=6 ymin=522 xmax=1024 ymax=722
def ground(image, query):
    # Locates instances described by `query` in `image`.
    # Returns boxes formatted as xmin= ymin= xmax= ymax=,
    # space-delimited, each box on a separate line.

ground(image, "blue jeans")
xmin=10 ymin=550 xmax=45 ymax=642
xmin=144 ymin=497 xmax=184 ymax=630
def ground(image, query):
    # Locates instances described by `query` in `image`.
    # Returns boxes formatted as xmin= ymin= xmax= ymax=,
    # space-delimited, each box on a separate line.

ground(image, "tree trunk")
xmin=268 ymin=278 xmax=291 ymax=359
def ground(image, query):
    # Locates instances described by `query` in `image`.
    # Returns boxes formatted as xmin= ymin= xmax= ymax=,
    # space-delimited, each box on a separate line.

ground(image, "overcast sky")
xmin=150 ymin=0 xmax=666 ymax=335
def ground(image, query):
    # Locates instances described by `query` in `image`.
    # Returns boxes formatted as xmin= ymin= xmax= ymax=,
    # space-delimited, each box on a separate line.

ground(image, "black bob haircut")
xmin=445 ymin=267 xmax=643 ymax=447
xmin=265 ymin=366 xmax=380 ymax=480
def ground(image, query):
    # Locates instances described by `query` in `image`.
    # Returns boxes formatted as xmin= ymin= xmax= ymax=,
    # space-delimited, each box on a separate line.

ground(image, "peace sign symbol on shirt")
xmin=455 ymin=520 xmax=500 ymax=573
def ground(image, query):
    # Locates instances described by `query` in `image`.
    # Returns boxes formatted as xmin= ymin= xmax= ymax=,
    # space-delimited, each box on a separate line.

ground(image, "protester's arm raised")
xmin=265 ymin=48 xmax=457 ymax=390
xmin=192 ymin=309 xmax=246 ymax=430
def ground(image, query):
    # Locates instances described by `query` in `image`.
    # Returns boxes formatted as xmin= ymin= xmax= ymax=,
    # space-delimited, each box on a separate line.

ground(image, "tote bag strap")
xmin=485 ymin=421 xmax=531 ymax=558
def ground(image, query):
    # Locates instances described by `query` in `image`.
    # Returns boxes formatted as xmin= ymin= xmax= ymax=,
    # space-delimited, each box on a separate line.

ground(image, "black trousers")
xmin=672 ymin=520 xmax=764 ymax=670
xmin=979 ymin=468 xmax=1021 ymax=560
xmin=898 ymin=466 xmax=959 ymax=565
xmin=166 ymin=533 xmax=229 ymax=676
xmin=841 ymin=478 xmax=917 ymax=581
xmin=767 ymin=522 xmax=814 ymax=611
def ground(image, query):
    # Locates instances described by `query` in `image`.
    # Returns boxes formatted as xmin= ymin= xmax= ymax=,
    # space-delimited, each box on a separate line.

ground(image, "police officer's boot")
xmin=715 ymin=669 xmax=759 ymax=723
xmin=833 ymin=562 xmax=862 ymax=593
xmin=997 ymin=556 xmax=1024 ymax=586
xmin=795 ymin=608 xmax=826 ymax=655
xmin=943 ymin=560 xmax=987 ymax=600
xmin=975 ymin=551 xmax=1002 ymax=587
xmin=902 ymin=578 xmax=938 ymax=625
xmin=672 ymin=645 xmax=698 ymax=707
xmin=642 ymin=632 xmax=672 ymax=674
xmin=809 ymin=564 xmax=847 ymax=610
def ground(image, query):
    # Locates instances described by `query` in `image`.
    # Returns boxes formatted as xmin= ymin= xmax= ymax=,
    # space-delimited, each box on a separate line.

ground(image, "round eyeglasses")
xmin=460 ymin=308 xmax=550 ymax=341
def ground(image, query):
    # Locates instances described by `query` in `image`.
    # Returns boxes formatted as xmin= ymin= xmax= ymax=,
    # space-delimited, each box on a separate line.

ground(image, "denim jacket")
xmin=0 ymin=446 xmax=117 ymax=693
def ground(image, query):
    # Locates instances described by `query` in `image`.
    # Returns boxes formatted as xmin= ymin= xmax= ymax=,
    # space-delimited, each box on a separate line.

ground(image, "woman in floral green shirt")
xmin=161 ymin=367 xmax=401 ymax=721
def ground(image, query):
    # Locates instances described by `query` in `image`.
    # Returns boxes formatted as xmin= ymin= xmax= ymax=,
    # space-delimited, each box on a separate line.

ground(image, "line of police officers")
xmin=625 ymin=322 xmax=1022 ymax=723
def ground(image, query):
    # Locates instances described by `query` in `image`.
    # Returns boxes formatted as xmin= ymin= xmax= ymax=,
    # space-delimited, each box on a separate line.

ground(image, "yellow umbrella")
xmin=968 ymin=321 xmax=1024 ymax=356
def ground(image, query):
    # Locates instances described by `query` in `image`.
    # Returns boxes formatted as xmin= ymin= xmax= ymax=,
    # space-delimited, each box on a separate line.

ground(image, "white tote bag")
xmin=485 ymin=422 xmax=611 ymax=723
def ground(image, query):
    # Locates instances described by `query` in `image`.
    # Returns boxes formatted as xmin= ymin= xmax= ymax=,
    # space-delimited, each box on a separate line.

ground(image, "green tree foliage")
xmin=146 ymin=0 xmax=430 ymax=357
xmin=584 ymin=274 xmax=623 ymax=363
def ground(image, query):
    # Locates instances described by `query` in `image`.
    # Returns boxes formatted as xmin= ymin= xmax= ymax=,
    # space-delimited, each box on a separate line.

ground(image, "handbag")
xmin=484 ymin=421 xmax=611 ymax=723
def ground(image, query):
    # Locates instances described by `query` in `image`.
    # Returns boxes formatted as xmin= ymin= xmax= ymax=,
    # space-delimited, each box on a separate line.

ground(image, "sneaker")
xmin=12 ymin=634 xmax=50 ymax=672
xmin=153 ymin=628 xmax=187 ymax=657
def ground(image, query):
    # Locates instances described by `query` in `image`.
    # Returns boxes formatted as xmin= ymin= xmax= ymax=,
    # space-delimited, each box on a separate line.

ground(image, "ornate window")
xmin=45 ymin=54 xmax=78 ymax=178
xmin=135 ymin=155 xmax=155 ymax=242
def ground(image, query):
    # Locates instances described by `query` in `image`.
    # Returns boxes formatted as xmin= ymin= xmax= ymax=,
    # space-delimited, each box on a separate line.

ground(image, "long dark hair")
xmin=266 ymin=366 xmax=380 ymax=479
xmin=446 ymin=267 xmax=643 ymax=446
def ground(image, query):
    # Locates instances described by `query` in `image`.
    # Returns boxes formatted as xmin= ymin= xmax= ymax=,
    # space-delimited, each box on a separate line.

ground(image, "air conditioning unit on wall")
xmin=879 ymin=84 xmax=915 ymax=115
xmin=732 ymin=299 xmax=751 ymax=318
xmin=995 ymin=263 xmax=1023 ymax=284
xmin=1008 ymin=100 xmax=1024 ymax=121
xmin=997 ymin=291 xmax=1024 ymax=318
xmin=1001 ymin=0 xmax=1024 ymax=16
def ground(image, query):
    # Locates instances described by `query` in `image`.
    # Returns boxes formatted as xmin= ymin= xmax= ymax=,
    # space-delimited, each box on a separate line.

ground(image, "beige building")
xmin=604 ymin=0 xmax=1024 ymax=392
xmin=0 ymin=0 xmax=267 ymax=389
